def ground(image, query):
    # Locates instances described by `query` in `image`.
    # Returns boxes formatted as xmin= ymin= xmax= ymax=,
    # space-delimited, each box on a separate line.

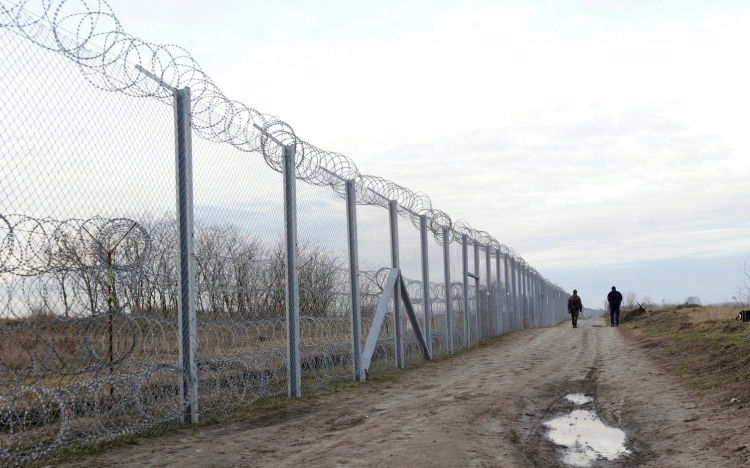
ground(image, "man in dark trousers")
xmin=567 ymin=289 xmax=583 ymax=328
xmin=608 ymin=286 xmax=623 ymax=327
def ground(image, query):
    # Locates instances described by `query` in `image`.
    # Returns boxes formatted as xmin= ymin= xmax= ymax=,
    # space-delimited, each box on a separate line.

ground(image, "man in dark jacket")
xmin=567 ymin=289 xmax=583 ymax=328
xmin=607 ymin=286 xmax=623 ymax=327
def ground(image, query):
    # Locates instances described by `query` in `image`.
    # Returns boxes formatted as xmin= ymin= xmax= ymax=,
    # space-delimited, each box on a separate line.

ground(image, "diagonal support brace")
xmin=399 ymin=275 xmax=432 ymax=361
xmin=361 ymin=268 xmax=399 ymax=378
xmin=360 ymin=268 xmax=432 ymax=379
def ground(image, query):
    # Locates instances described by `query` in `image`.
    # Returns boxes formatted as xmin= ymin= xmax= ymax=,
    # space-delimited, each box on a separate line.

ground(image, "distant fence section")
xmin=581 ymin=308 xmax=602 ymax=319
xmin=0 ymin=1 xmax=571 ymax=464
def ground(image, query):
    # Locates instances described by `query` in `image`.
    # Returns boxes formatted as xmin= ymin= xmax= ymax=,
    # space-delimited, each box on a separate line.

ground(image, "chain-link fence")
xmin=0 ymin=1 xmax=572 ymax=465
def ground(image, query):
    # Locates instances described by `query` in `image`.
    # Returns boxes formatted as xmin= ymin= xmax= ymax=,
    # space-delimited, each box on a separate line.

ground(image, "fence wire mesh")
xmin=0 ymin=1 xmax=573 ymax=464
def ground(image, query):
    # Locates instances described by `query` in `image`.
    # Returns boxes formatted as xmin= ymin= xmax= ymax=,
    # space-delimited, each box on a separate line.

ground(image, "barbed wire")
xmin=0 ymin=0 xmax=568 ymax=292
xmin=0 ymin=216 xmax=433 ymax=463
xmin=0 ymin=214 xmax=151 ymax=276
xmin=0 ymin=1 xmax=569 ymax=462
xmin=0 ymin=223 xmax=558 ymax=464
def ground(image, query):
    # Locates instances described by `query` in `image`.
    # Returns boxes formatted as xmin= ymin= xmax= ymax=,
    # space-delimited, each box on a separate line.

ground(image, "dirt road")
xmin=67 ymin=316 xmax=749 ymax=467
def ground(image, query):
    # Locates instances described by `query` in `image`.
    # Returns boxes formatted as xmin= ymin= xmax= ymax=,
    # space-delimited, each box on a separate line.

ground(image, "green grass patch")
xmin=697 ymin=380 xmax=724 ymax=391
xmin=673 ymin=358 xmax=692 ymax=376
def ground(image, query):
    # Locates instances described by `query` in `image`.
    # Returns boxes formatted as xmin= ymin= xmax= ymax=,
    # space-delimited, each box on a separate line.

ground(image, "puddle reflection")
xmin=544 ymin=397 xmax=630 ymax=467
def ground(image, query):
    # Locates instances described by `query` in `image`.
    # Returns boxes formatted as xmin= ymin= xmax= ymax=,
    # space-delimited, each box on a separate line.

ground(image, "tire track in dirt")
xmin=64 ymin=317 xmax=746 ymax=467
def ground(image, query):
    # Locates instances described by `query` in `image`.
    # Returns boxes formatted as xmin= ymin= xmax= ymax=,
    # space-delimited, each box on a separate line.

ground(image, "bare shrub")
xmin=4 ymin=218 xmax=350 ymax=322
xmin=624 ymin=291 xmax=638 ymax=310
xmin=298 ymin=244 xmax=346 ymax=318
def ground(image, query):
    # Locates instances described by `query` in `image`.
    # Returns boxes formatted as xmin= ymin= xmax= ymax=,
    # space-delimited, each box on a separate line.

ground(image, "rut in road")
xmin=65 ymin=316 xmax=745 ymax=467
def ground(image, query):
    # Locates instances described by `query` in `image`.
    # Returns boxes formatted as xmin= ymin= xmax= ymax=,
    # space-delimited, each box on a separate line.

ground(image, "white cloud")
xmin=71 ymin=1 xmax=750 ymax=300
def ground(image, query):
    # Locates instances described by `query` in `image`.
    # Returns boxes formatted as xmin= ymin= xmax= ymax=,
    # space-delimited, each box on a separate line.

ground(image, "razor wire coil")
xmin=0 ymin=0 xmax=539 ymax=265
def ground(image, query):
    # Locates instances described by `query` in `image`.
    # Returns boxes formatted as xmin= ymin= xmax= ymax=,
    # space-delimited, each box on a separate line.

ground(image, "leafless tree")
xmin=733 ymin=261 xmax=750 ymax=307
xmin=13 ymin=217 xmax=353 ymax=323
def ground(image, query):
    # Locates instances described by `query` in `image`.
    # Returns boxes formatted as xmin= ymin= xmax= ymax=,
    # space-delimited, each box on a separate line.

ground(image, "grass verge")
xmin=621 ymin=305 xmax=750 ymax=403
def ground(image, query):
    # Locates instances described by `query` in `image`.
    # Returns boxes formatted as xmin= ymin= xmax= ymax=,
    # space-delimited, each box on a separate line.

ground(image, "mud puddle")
xmin=544 ymin=394 xmax=630 ymax=467
xmin=564 ymin=393 xmax=593 ymax=405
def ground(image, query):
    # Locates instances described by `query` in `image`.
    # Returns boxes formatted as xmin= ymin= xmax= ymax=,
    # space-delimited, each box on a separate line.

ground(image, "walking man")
xmin=608 ymin=286 xmax=623 ymax=327
xmin=567 ymin=289 xmax=582 ymax=328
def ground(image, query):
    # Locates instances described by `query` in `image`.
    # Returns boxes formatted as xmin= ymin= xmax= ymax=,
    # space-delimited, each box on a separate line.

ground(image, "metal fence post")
xmin=530 ymin=273 xmax=536 ymax=327
xmin=486 ymin=246 xmax=492 ymax=336
xmin=553 ymin=288 xmax=556 ymax=324
xmin=539 ymin=279 xmax=544 ymax=326
xmin=517 ymin=264 xmax=522 ymax=328
xmin=443 ymin=227 xmax=453 ymax=354
xmin=389 ymin=200 xmax=404 ymax=369
xmin=530 ymin=273 xmax=535 ymax=327
xmin=462 ymin=234 xmax=470 ymax=346
xmin=508 ymin=254 xmax=518 ymax=330
xmin=283 ymin=143 xmax=302 ymax=397
xmin=515 ymin=261 xmax=522 ymax=330
xmin=541 ymin=280 xmax=545 ymax=326
xmin=526 ymin=271 xmax=532 ymax=327
xmin=519 ymin=265 xmax=529 ymax=328
xmin=519 ymin=264 xmax=524 ymax=328
xmin=540 ymin=278 xmax=544 ymax=326
xmin=420 ymin=215 xmax=431 ymax=356
xmin=524 ymin=268 xmax=529 ymax=327
xmin=562 ymin=291 xmax=566 ymax=323
xmin=552 ymin=288 xmax=556 ymax=325
xmin=553 ymin=287 xmax=557 ymax=324
xmin=526 ymin=266 xmax=534 ymax=328
xmin=519 ymin=265 xmax=524 ymax=327
xmin=534 ymin=275 xmax=540 ymax=327
xmin=474 ymin=242 xmax=481 ymax=340
xmin=542 ymin=282 xmax=552 ymax=326
xmin=495 ymin=249 xmax=501 ymax=335
xmin=509 ymin=257 xmax=516 ymax=330
xmin=524 ymin=267 xmax=530 ymax=327
xmin=540 ymin=280 xmax=544 ymax=326
xmin=503 ymin=254 xmax=512 ymax=331
xmin=553 ymin=289 xmax=557 ymax=324
xmin=345 ymin=179 xmax=362 ymax=381
xmin=174 ymin=87 xmax=198 ymax=424
xmin=529 ymin=269 xmax=539 ymax=327
xmin=548 ymin=284 xmax=552 ymax=325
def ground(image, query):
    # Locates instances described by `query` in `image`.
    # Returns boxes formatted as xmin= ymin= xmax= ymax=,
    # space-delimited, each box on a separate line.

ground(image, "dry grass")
xmin=684 ymin=305 xmax=740 ymax=324
xmin=621 ymin=304 xmax=750 ymax=403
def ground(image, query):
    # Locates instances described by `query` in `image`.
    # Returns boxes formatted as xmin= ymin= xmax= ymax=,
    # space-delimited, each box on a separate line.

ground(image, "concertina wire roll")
xmin=0 ymin=0 xmax=562 ymax=291
xmin=0 ymin=2 xmax=574 ymax=464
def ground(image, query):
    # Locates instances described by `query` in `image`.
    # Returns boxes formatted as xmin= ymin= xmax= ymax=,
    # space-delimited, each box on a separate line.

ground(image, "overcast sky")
xmin=107 ymin=0 xmax=750 ymax=305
